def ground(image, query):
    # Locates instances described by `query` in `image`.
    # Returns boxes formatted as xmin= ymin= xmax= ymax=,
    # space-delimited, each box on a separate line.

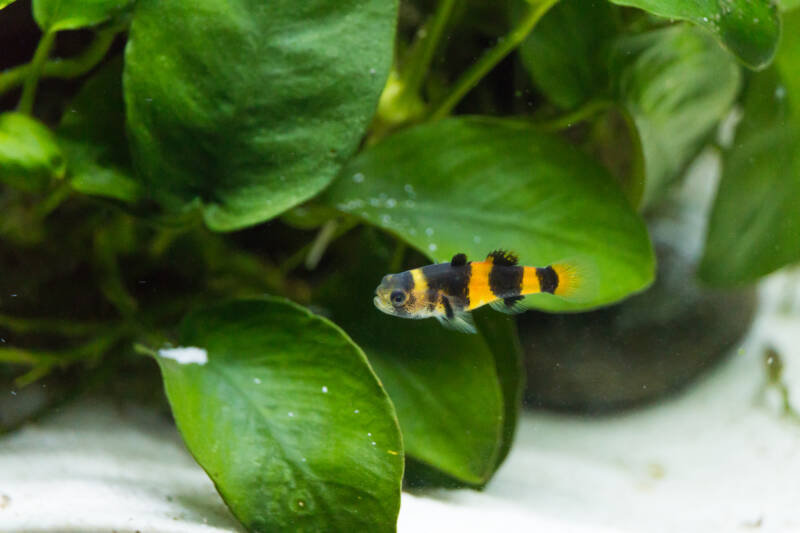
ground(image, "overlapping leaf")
xmin=58 ymin=58 xmax=140 ymax=202
xmin=33 ymin=0 xmax=133 ymax=31
xmin=322 ymin=117 xmax=654 ymax=312
xmin=156 ymin=298 xmax=403 ymax=532
xmin=608 ymin=0 xmax=780 ymax=69
xmin=700 ymin=11 xmax=800 ymax=284
xmin=0 ymin=112 xmax=64 ymax=192
xmin=317 ymin=236 xmax=506 ymax=485
xmin=124 ymin=0 xmax=398 ymax=231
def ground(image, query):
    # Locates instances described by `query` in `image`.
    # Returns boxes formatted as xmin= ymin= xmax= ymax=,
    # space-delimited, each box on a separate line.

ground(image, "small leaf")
xmin=0 ymin=1 xmax=18 ymax=10
xmin=317 ymin=235 xmax=506 ymax=484
xmin=33 ymin=0 xmax=133 ymax=31
xmin=321 ymin=117 xmax=654 ymax=311
xmin=155 ymin=298 xmax=403 ymax=532
xmin=700 ymin=11 xmax=800 ymax=285
xmin=609 ymin=25 xmax=741 ymax=207
xmin=608 ymin=0 xmax=780 ymax=69
xmin=517 ymin=0 xmax=618 ymax=110
xmin=0 ymin=112 xmax=65 ymax=192
xmin=124 ymin=0 xmax=398 ymax=231
xmin=58 ymin=57 xmax=140 ymax=202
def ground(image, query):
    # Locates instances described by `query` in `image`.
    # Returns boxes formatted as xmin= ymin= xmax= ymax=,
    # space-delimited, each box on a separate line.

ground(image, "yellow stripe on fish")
xmin=373 ymin=249 xmax=594 ymax=334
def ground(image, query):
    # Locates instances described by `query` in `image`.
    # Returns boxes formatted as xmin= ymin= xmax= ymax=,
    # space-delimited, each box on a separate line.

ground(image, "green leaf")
xmin=0 ymin=112 xmax=65 ymax=192
xmin=517 ymin=0 xmax=618 ymax=110
xmin=155 ymin=298 xmax=403 ymax=532
xmin=58 ymin=57 xmax=140 ymax=203
xmin=608 ymin=0 xmax=780 ymax=69
xmin=699 ymin=12 xmax=800 ymax=285
xmin=0 ymin=1 xmax=18 ymax=10
xmin=33 ymin=0 xmax=133 ymax=31
xmin=321 ymin=117 xmax=654 ymax=312
xmin=317 ymin=234 xmax=506 ymax=484
xmin=124 ymin=0 xmax=398 ymax=231
xmin=473 ymin=308 xmax=523 ymax=469
xmin=609 ymin=25 xmax=741 ymax=207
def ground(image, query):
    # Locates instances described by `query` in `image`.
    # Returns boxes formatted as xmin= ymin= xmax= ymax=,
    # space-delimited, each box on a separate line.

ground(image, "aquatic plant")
xmin=0 ymin=0 xmax=798 ymax=530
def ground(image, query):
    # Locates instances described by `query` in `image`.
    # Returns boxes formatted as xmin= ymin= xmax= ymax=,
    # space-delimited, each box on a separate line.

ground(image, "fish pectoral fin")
xmin=489 ymin=295 xmax=527 ymax=315
xmin=435 ymin=311 xmax=477 ymax=334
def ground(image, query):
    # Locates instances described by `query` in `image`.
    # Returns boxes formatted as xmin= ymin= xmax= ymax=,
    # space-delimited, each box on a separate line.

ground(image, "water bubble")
xmin=354 ymin=409 xmax=360 ymax=414
xmin=404 ymin=184 xmax=415 ymax=196
xmin=369 ymin=68 xmax=377 ymax=75
xmin=371 ymin=441 xmax=377 ymax=446
xmin=253 ymin=377 xmax=262 ymax=384
xmin=321 ymin=386 xmax=328 ymax=393
xmin=776 ymin=86 xmax=786 ymax=100
xmin=473 ymin=235 xmax=481 ymax=244
xmin=386 ymin=198 xmax=397 ymax=208
xmin=352 ymin=172 xmax=365 ymax=183
xmin=380 ymin=214 xmax=391 ymax=225
xmin=425 ymin=227 xmax=434 ymax=236
xmin=428 ymin=243 xmax=438 ymax=252
xmin=288 ymin=412 xmax=294 ymax=417
xmin=404 ymin=200 xmax=416 ymax=208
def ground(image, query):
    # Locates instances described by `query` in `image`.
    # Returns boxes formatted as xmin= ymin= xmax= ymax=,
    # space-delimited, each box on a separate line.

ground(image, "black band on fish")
xmin=489 ymin=264 xmax=523 ymax=299
xmin=536 ymin=265 xmax=559 ymax=294
xmin=442 ymin=295 xmax=455 ymax=319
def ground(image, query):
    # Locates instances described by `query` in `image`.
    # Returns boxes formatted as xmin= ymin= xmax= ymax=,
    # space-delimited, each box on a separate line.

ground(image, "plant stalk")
xmin=17 ymin=30 xmax=57 ymax=114
xmin=429 ymin=0 xmax=559 ymax=120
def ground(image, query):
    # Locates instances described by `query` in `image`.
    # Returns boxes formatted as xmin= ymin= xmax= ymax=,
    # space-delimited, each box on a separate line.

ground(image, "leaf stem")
xmin=17 ymin=30 xmax=57 ymax=114
xmin=535 ymin=99 xmax=615 ymax=131
xmin=404 ymin=0 xmax=457 ymax=97
xmin=0 ymin=28 xmax=118 ymax=97
xmin=429 ymin=0 xmax=558 ymax=120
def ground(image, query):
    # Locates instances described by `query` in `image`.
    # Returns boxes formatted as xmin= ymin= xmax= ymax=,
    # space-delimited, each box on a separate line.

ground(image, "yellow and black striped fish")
xmin=373 ymin=250 xmax=590 ymax=333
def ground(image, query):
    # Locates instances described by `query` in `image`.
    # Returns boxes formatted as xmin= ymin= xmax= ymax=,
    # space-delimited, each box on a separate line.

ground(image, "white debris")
xmin=157 ymin=346 xmax=208 ymax=365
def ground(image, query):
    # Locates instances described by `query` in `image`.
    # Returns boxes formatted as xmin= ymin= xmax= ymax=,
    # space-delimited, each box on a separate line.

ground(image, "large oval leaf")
xmin=155 ymin=298 xmax=403 ymax=532
xmin=608 ymin=0 xmax=780 ymax=69
xmin=124 ymin=0 xmax=397 ymax=231
xmin=321 ymin=117 xmax=654 ymax=311
xmin=317 ymin=234 xmax=505 ymax=485
xmin=700 ymin=11 xmax=800 ymax=285
xmin=609 ymin=25 xmax=741 ymax=207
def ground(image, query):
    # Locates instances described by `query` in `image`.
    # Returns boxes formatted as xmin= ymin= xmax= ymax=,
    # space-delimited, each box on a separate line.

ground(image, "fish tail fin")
xmin=550 ymin=256 xmax=598 ymax=302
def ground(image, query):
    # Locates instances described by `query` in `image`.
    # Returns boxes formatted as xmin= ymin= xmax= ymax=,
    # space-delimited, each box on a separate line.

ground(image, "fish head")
xmin=373 ymin=272 xmax=418 ymax=318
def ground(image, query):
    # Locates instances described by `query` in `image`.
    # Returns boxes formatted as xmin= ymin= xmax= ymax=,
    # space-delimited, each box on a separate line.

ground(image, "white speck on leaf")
xmin=321 ymin=386 xmax=328 ymax=393
xmin=253 ymin=378 xmax=262 ymax=384
xmin=158 ymin=346 xmax=208 ymax=365
xmin=429 ymin=243 xmax=437 ymax=252
xmin=353 ymin=172 xmax=365 ymax=183
xmin=354 ymin=409 xmax=360 ymax=414
xmin=288 ymin=412 xmax=294 ymax=417
xmin=425 ymin=227 xmax=434 ymax=236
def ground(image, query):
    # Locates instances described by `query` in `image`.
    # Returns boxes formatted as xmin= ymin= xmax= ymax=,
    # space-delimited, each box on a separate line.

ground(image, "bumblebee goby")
xmin=374 ymin=249 xmax=591 ymax=333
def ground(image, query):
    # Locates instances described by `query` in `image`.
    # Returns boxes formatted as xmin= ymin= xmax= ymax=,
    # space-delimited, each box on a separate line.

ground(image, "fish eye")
xmin=390 ymin=290 xmax=407 ymax=306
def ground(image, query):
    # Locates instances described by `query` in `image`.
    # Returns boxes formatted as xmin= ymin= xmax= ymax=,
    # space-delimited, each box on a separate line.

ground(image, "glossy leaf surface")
xmin=156 ymin=298 xmax=403 ymax=532
xmin=124 ymin=0 xmax=397 ymax=231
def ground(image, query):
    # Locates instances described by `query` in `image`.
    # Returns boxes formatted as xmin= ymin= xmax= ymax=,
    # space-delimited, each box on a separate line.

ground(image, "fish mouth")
xmin=373 ymin=295 xmax=392 ymax=314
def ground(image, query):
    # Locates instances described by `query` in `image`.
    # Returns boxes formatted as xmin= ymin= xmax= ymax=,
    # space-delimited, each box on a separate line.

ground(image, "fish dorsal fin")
xmin=435 ymin=311 xmax=477 ymax=334
xmin=489 ymin=295 xmax=527 ymax=314
xmin=451 ymin=253 xmax=468 ymax=267
xmin=486 ymin=249 xmax=518 ymax=266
